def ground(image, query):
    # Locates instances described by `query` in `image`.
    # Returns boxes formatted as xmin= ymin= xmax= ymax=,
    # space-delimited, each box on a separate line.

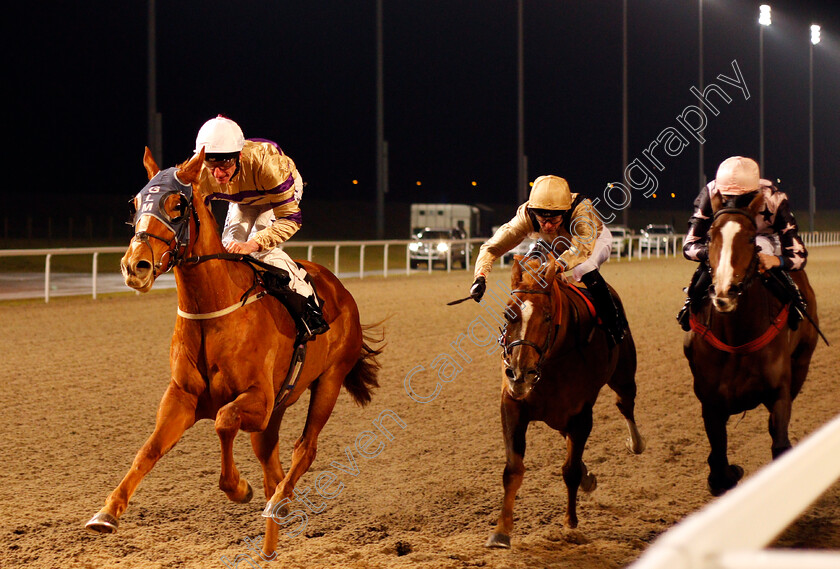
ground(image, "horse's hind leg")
xmin=607 ymin=337 xmax=646 ymax=454
xmin=702 ymin=404 xmax=743 ymax=496
xmin=486 ymin=397 xmax=528 ymax=549
xmin=563 ymin=405 xmax=594 ymax=529
xmin=86 ymin=383 xmax=197 ymax=533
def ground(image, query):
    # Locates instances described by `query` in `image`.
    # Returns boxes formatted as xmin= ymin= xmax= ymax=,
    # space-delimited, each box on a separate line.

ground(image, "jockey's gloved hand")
xmin=470 ymin=276 xmax=486 ymax=302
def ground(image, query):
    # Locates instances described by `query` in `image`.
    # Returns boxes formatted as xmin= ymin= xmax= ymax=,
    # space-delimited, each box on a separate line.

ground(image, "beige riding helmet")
xmin=528 ymin=175 xmax=573 ymax=211
xmin=714 ymin=156 xmax=760 ymax=196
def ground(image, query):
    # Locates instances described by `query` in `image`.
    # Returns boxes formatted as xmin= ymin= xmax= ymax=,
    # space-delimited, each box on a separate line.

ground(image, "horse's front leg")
xmin=86 ymin=382 xmax=197 ymax=533
xmin=563 ymin=404 xmax=595 ymax=529
xmin=216 ymin=386 xmax=274 ymax=504
xmin=702 ymin=403 xmax=743 ymax=496
xmin=766 ymin=384 xmax=793 ymax=459
xmin=486 ymin=396 xmax=528 ymax=549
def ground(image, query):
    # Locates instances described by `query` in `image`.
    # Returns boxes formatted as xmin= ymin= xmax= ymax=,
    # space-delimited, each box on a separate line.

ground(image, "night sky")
xmin=10 ymin=1 xmax=840 ymax=221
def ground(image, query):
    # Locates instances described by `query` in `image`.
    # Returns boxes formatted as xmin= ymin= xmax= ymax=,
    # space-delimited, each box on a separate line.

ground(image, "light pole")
xmin=809 ymin=24 xmax=821 ymax=233
xmin=698 ymin=0 xmax=704 ymax=191
xmin=622 ymin=0 xmax=629 ymax=226
xmin=517 ymin=0 xmax=526 ymax=205
xmin=758 ymin=5 xmax=771 ymax=173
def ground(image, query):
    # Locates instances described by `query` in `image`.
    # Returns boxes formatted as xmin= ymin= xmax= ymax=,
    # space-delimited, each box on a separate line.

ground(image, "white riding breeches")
xmin=572 ymin=225 xmax=613 ymax=282
xmin=221 ymin=203 xmax=314 ymax=299
xmin=756 ymin=234 xmax=779 ymax=256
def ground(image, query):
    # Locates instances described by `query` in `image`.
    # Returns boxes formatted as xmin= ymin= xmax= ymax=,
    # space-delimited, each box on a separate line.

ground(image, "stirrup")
xmin=297 ymin=298 xmax=329 ymax=343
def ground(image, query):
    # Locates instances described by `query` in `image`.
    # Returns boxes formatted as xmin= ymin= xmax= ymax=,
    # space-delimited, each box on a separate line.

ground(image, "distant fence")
xmin=1 ymin=232 xmax=838 ymax=302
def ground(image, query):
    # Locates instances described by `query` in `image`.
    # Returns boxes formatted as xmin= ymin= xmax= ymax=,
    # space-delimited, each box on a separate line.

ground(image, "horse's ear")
xmin=543 ymin=259 xmax=557 ymax=286
xmin=710 ymin=190 xmax=724 ymax=214
xmin=511 ymin=255 xmax=523 ymax=286
xmin=747 ymin=191 xmax=764 ymax=218
xmin=143 ymin=146 xmax=160 ymax=180
xmin=178 ymin=148 xmax=205 ymax=185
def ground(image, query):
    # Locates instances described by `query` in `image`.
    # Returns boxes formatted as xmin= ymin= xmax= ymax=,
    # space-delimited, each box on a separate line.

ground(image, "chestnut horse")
xmin=86 ymin=148 xmax=382 ymax=559
xmin=684 ymin=192 xmax=819 ymax=496
xmin=486 ymin=256 xmax=645 ymax=548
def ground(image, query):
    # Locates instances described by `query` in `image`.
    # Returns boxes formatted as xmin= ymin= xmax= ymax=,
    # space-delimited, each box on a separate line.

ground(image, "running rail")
xmin=629 ymin=413 xmax=840 ymax=569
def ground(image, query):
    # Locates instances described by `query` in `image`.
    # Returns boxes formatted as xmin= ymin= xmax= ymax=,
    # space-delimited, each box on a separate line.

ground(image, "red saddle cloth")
xmin=555 ymin=281 xmax=599 ymax=323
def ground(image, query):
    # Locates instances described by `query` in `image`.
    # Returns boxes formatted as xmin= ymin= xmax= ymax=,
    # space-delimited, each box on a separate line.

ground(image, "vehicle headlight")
xmin=437 ymin=242 xmax=449 ymax=253
xmin=409 ymin=242 xmax=420 ymax=252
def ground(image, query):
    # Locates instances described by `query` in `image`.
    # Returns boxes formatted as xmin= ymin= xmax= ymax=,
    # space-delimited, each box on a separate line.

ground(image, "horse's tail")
xmin=343 ymin=321 xmax=385 ymax=406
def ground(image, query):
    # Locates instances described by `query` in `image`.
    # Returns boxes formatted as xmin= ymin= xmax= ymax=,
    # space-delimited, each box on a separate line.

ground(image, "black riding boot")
xmin=581 ymin=269 xmax=626 ymax=348
xmin=762 ymin=268 xmax=806 ymax=331
xmin=677 ymin=264 xmax=711 ymax=331
xmin=262 ymin=273 xmax=329 ymax=342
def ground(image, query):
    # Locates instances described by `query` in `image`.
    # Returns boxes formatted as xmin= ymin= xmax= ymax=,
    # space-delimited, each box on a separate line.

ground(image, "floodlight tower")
xmin=809 ymin=24 xmax=821 ymax=232
xmin=758 ymin=5 xmax=771 ymax=173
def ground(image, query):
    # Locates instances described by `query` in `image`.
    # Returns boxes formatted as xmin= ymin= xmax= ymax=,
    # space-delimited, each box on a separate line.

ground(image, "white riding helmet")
xmin=195 ymin=115 xmax=245 ymax=154
xmin=528 ymin=175 xmax=573 ymax=212
xmin=714 ymin=156 xmax=760 ymax=196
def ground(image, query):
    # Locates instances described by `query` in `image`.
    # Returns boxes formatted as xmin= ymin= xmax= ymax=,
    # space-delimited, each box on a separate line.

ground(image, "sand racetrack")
xmin=2 ymin=248 xmax=839 ymax=569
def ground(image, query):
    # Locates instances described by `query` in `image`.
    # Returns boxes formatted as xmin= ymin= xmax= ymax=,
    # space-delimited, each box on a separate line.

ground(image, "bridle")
xmin=499 ymin=287 xmax=556 ymax=385
xmin=129 ymin=168 xmax=199 ymax=277
xmin=710 ymin=207 xmax=760 ymax=298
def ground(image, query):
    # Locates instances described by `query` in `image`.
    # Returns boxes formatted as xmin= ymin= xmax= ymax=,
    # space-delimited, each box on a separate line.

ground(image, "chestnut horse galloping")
xmin=86 ymin=148 xmax=382 ymax=559
xmin=486 ymin=256 xmax=645 ymax=549
xmin=684 ymin=192 xmax=819 ymax=496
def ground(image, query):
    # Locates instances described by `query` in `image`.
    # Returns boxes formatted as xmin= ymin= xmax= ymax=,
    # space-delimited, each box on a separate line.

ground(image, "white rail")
xmin=1 ymin=233 xmax=838 ymax=302
xmin=629 ymin=413 xmax=840 ymax=569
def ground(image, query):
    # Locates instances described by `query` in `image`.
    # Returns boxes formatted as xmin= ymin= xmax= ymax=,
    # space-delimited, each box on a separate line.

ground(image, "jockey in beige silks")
xmin=469 ymin=175 xmax=627 ymax=348
xmin=194 ymin=115 xmax=328 ymax=341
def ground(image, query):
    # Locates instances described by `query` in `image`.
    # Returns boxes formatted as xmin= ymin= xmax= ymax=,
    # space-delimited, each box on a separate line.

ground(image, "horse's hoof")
xmin=85 ymin=512 xmax=119 ymax=534
xmin=485 ymin=532 xmax=511 ymax=549
xmin=626 ymin=436 xmax=646 ymax=455
xmin=237 ymin=481 xmax=254 ymax=504
xmin=581 ymin=472 xmax=598 ymax=493
xmin=262 ymin=499 xmax=289 ymax=519
xmin=707 ymin=465 xmax=744 ymax=496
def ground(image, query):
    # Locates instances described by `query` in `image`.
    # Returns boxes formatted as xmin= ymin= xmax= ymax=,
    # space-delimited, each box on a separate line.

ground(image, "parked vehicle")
xmin=410 ymin=204 xmax=480 ymax=238
xmin=409 ymin=227 xmax=468 ymax=269
xmin=502 ymin=237 xmax=537 ymax=263
xmin=609 ymin=225 xmax=632 ymax=257
xmin=639 ymin=224 xmax=675 ymax=252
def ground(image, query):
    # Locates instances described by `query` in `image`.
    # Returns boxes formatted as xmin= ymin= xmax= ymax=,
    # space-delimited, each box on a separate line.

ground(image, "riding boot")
xmin=264 ymin=281 xmax=330 ymax=343
xmin=677 ymin=264 xmax=711 ymax=331
xmin=762 ymin=268 xmax=806 ymax=331
xmin=581 ymin=269 xmax=626 ymax=348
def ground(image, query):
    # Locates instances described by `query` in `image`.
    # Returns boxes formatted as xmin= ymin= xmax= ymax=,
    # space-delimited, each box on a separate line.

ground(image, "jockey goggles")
xmin=203 ymin=155 xmax=238 ymax=170
xmin=530 ymin=208 xmax=564 ymax=219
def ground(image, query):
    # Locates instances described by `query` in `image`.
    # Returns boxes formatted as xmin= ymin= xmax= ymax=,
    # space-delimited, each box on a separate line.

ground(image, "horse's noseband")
xmin=499 ymin=288 xmax=555 ymax=384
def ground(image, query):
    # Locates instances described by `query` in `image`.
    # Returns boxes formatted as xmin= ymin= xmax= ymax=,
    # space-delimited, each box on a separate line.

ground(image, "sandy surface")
xmin=1 ymin=248 xmax=838 ymax=569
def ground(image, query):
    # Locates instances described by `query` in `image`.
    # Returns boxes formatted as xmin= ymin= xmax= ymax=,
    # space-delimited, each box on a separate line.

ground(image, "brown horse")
xmin=684 ymin=192 xmax=819 ymax=496
xmin=486 ymin=256 xmax=645 ymax=548
xmin=85 ymin=148 xmax=382 ymax=559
